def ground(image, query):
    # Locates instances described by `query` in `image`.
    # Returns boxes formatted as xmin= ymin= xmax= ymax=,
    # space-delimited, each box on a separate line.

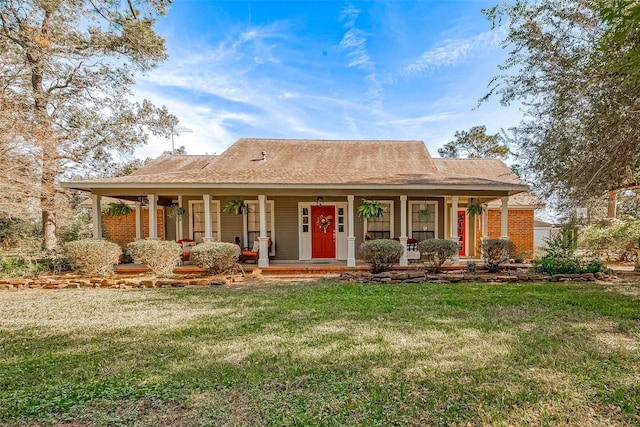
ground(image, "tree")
xmin=438 ymin=125 xmax=509 ymax=159
xmin=483 ymin=0 xmax=640 ymax=208
xmin=0 ymin=0 xmax=176 ymax=250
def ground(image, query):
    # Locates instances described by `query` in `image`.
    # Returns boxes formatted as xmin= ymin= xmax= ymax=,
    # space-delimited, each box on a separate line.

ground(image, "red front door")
xmin=312 ymin=206 xmax=336 ymax=258
xmin=458 ymin=210 xmax=466 ymax=256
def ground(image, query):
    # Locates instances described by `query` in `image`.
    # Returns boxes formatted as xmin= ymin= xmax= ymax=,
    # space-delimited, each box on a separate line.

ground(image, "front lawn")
xmin=1 ymin=281 xmax=639 ymax=426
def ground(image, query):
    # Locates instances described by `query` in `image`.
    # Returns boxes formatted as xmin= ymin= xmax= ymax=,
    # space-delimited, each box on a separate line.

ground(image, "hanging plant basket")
xmin=167 ymin=205 xmax=187 ymax=219
xmin=357 ymin=199 xmax=384 ymax=220
xmin=223 ymin=199 xmax=248 ymax=215
xmin=467 ymin=204 xmax=483 ymax=216
xmin=102 ymin=202 xmax=133 ymax=217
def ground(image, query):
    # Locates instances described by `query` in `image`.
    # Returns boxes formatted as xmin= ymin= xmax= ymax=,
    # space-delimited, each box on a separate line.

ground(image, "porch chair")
xmin=240 ymin=239 xmax=272 ymax=263
xmin=177 ymin=239 xmax=197 ymax=263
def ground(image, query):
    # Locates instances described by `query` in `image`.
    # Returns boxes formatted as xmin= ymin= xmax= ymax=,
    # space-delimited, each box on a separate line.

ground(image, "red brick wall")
xmin=103 ymin=208 xmax=164 ymax=247
xmin=475 ymin=209 xmax=534 ymax=256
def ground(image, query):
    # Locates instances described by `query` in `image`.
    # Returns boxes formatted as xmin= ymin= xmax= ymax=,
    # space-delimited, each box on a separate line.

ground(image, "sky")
xmin=132 ymin=0 xmax=521 ymax=160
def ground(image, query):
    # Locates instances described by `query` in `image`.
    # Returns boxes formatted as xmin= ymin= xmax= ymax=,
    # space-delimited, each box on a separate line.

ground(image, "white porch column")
xmin=91 ymin=194 xmax=102 ymax=239
xmin=399 ymin=195 xmax=408 ymax=266
xmin=147 ymin=194 xmax=158 ymax=239
xmin=135 ymin=202 xmax=143 ymax=239
xmin=501 ymin=196 xmax=509 ymax=240
xmin=482 ymin=204 xmax=489 ymax=240
xmin=203 ymin=194 xmax=213 ymax=242
xmin=176 ymin=195 xmax=184 ymax=241
xmin=258 ymin=194 xmax=269 ymax=267
xmin=347 ymin=195 xmax=356 ymax=267
xmin=450 ymin=196 xmax=460 ymax=264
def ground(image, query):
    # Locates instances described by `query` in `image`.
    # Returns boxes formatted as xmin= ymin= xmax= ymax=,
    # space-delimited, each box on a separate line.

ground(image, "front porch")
xmin=93 ymin=192 xmax=515 ymax=269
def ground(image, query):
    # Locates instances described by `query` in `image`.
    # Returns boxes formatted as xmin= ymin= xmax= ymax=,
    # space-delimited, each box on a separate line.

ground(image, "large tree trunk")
xmin=607 ymin=190 xmax=618 ymax=223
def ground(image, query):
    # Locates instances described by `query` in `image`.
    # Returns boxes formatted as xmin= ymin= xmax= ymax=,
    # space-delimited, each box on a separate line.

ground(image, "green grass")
xmin=1 ymin=280 xmax=639 ymax=426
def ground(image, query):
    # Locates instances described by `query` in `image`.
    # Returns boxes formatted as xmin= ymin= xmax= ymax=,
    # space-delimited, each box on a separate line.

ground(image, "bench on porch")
xmin=240 ymin=238 xmax=272 ymax=263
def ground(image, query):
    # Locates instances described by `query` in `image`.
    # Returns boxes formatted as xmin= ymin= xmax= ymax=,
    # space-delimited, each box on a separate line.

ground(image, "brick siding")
xmin=103 ymin=208 xmax=164 ymax=247
xmin=475 ymin=209 xmax=534 ymax=256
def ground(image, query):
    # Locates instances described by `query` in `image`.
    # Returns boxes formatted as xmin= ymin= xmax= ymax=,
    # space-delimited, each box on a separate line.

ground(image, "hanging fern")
xmin=467 ymin=204 xmax=483 ymax=216
xmin=357 ymin=199 xmax=384 ymax=220
xmin=223 ymin=199 xmax=248 ymax=215
xmin=167 ymin=205 xmax=187 ymax=219
xmin=102 ymin=202 xmax=133 ymax=217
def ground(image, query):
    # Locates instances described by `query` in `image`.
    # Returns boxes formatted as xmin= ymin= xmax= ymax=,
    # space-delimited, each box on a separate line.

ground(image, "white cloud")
xmin=403 ymin=28 xmax=506 ymax=77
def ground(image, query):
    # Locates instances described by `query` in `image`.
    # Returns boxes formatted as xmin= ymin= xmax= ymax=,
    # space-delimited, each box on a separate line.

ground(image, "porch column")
xmin=347 ymin=195 xmax=356 ymax=267
xmin=91 ymin=194 xmax=102 ymax=239
xmin=147 ymin=194 xmax=158 ymax=239
xmin=258 ymin=194 xmax=269 ymax=267
xmin=450 ymin=196 xmax=460 ymax=264
xmin=501 ymin=196 xmax=509 ymax=240
xmin=203 ymin=194 xmax=213 ymax=242
xmin=176 ymin=195 xmax=184 ymax=241
xmin=481 ymin=203 xmax=489 ymax=260
xmin=399 ymin=195 xmax=408 ymax=266
xmin=135 ymin=202 xmax=143 ymax=239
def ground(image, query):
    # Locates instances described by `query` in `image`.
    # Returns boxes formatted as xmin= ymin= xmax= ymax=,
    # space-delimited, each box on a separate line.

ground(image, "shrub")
xmin=579 ymin=219 xmax=640 ymax=261
xmin=482 ymin=239 xmax=516 ymax=273
xmin=127 ymin=239 xmax=181 ymax=277
xmin=65 ymin=239 xmax=122 ymax=276
xmin=360 ymin=239 xmax=403 ymax=274
xmin=189 ymin=242 xmax=240 ymax=274
xmin=418 ymin=238 xmax=459 ymax=273
xmin=534 ymin=232 xmax=605 ymax=274
xmin=0 ymin=249 xmax=70 ymax=277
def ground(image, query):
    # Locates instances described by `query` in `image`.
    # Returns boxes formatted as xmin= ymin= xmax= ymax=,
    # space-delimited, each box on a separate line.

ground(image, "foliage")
xmin=189 ymin=242 xmax=241 ymax=274
xmin=483 ymin=0 xmax=640 ymax=206
xmin=0 ymin=0 xmax=176 ymax=250
xmin=0 ymin=250 xmax=70 ymax=277
xmin=102 ymin=202 xmax=133 ymax=218
xmin=0 ymin=216 xmax=42 ymax=250
xmin=126 ymin=239 xmax=181 ymax=277
xmin=65 ymin=239 xmax=122 ymax=276
xmin=418 ymin=238 xmax=459 ymax=273
xmin=357 ymin=199 xmax=384 ymax=220
xmin=481 ymin=239 xmax=516 ymax=273
xmin=222 ymin=199 xmax=248 ymax=215
xmin=578 ymin=219 xmax=640 ymax=261
xmin=166 ymin=205 xmax=187 ymax=219
xmin=360 ymin=239 xmax=403 ymax=273
xmin=534 ymin=231 xmax=604 ymax=274
xmin=466 ymin=203 xmax=483 ymax=216
xmin=438 ymin=125 xmax=509 ymax=159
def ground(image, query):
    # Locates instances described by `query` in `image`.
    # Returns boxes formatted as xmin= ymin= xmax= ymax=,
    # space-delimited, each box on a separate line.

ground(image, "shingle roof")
xmin=63 ymin=139 xmax=528 ymax=190
xmin=487 ymin=191 xmax=545 ymax=208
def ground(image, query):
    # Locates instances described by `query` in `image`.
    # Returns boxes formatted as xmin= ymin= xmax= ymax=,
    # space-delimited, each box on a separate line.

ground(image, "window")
xmin=409 ymin=201 xmax=437 ymax=241
xmin=189 ymin=200 xmax=220 ymax=242
xmin=365 ymin=201 xmax=394 ymax=239
xmin=245 ymin=200 xmax=275 ymax=254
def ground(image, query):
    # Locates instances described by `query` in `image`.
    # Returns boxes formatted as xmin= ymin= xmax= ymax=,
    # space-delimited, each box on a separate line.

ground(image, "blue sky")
xmin=133 ymin=0 xmax=520 ymax=159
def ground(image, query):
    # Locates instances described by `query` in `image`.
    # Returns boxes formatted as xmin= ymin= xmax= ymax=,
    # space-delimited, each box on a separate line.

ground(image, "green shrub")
xmin=360 ymin=239 xmax=403 ymax=274
xmin=65 ymin=239 xmax=122 ymax=276
xmin=0 ymin=250 xmax=70 ymax=277
xmin=418 ymin=238 xmax=459 ymax=273
xmin=482 ymin=239 xmax=516 ymax=273
xmin=189 ymin=242 xmax=240 ymax=274
xmin=127 ymin=239 xmax=181 ymax=277
xmin=534 ymin=232 xmax=605 ymax=274
xmin=579 ymin=219 xmax=640 ymax=261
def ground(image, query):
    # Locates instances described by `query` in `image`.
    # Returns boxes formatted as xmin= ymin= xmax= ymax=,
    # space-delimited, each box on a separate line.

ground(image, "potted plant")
xmin=167 ymin=205 xmax=187 ymax=219
xmin=102 ymin=201 xmax=133 ymax=217
xmin=466 ymin=203 xmax=483 ymax=216
xmin=357 ymin=199 xmax=384 ymax=220
xmin=223 ymin=199 xmax=250 ymax=247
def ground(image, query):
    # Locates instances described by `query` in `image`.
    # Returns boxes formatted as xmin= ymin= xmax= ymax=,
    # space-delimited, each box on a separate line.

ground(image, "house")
xmin=62 ymin=138 xmax=530 ymax=267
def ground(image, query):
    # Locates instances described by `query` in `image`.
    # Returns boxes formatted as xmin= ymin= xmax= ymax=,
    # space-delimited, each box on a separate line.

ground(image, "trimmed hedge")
xmin=418 ymin=238 xmax=459 ymax=273
xmin=481 ymin=239 xmax=516 ymax=273
xmin=65 ymin=239 xmax=122 ymax=276
xmin=189 ymin=242 xmax=240 ymax=274
xmin=360 ymin=239 xmax=404 ymax=274
xmin=127 ymin=239 xmax=182 ymax=277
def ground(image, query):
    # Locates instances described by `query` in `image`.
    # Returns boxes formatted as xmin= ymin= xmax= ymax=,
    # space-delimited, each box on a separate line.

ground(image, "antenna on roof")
xmin=170 ymin=126 xmax=193 ymax=154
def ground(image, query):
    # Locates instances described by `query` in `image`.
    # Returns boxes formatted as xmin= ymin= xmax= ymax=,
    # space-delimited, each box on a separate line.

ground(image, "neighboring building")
xmin=63 ymin=139 xmax=530 ymax=267
xmin=534 ymin=219 xmax=558 ymax=247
